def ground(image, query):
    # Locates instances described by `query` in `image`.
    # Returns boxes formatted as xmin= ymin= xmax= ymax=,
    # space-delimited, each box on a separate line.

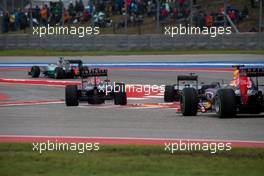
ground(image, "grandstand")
xmin=0 ymin=0 xmax=29 ymax=11
xmin=0 ymin=0 xmax=263 ymax=34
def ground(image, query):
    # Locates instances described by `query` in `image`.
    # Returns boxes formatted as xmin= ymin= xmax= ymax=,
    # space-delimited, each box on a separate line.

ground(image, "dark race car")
xmin=65 ymin=67 xmax=127 ymax=106
xmin=165 ymin=66 xmax=264 ymax=118
xmin=164 ymin=73 xmax=219 ymax=102
xmin=28 ymin=57 xmax=83 ymax=79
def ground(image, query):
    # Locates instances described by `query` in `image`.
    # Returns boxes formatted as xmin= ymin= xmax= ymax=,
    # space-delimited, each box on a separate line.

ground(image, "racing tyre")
xmin=164 ymin=85 xmax=176 ymax=102
xmin=215 ymin=89 xmax=237 ymax=118
xmin=114 ymin=83 xmax=127 ymax=105
xmin=31 ymin=66 xmax=40 ymax=78
xmin=65 ymin=85 xmax=79 ymax=106
xmin=180 ymin=88 xmax=198 ymax=116
xmin=67 ymin=70 xmax=75 ymax=79
xmin=114 ymin=92 xmax=127 ymax=105
xmin=54 ymin=67 xmax=64 ymax=79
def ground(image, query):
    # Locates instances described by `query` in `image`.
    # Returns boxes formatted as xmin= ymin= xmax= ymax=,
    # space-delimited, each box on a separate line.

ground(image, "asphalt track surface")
xmin=0 ymin=55 xmax=264 ymax=142
xmin=1 ymin=54 xmax=264 ymax=62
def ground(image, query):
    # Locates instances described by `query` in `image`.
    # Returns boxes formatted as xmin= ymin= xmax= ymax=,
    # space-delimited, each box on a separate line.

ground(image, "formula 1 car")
xmin=165 ymin=66 xmax=264 ymax=118
xmin=65 ymin=67 xmax=127 ymax=106
xmin=28 ymin=57 xmax=83 ymax=79
xmin=164 ymin=73 xmax=219 ymax=102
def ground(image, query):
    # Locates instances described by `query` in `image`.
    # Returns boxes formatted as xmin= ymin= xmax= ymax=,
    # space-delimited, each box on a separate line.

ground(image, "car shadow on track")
xmin=202 ymin=114 xmax=264 ymax=119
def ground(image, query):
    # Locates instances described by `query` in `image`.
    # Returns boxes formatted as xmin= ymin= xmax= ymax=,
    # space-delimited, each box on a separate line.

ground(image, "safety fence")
xmin=0 ymin=33 xmax=263 ymax=51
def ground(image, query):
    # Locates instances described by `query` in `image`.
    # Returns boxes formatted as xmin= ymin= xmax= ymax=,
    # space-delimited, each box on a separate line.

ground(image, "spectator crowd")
xmin=1 ymin=0 xmax=255 ymax=33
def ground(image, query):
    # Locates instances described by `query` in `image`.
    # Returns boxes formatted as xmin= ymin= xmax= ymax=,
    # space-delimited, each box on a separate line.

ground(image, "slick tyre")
xmin=54 ymin=67 xmax=64 ymax=79
xmin=215 ymin=89 xmax=237 ymax=118
xmin=180 ymin=88 xmax=198 ymax=116
xmin=65 ymin=85 xmax=79 ymax=106
xmin=114 ymin=92 xmax=127 ymax=105
xmin=68 ymin=70 xmax=75 ymax=79
xmin=164 ymin=85 xmax=176 ymax=102
xmin=31 ymin=66 xmax=40 ymax=78
xmin=114 ymin=83 xmax=127 ymax=105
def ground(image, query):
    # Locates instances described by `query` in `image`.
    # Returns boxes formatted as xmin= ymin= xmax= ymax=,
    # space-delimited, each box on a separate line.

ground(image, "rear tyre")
xmin=31 ymin=66 xmax=40 ymax=78
xmin=180 ymin=88 xmax=198 ymax=116
xmin=114 ymin=83 xmax=127 ymax=105
xmin=54 ymin=67 xmax=64 ymax=79
xmin=65 ymin=85 xmax=79 ymax=106
xmin=66 ymin=70 xmax=75 ymax=79
xmin=164 ymin=85 xmax=176 ymax=102
xmin=114 ymin=92 xmax=127 ymax=105
xmin=215 ymin=89 xmax=237 ymax=118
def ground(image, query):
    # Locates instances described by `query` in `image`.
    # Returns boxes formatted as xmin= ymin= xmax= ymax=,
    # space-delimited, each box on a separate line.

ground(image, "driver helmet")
xmin=58 ymin=57 xmax=63 ymax=64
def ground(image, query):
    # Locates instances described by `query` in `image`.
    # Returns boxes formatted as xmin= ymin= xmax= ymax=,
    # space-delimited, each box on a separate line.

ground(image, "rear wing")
xmin=177 ymin=74 xmax=198 ymax=89
xmin=80 ymin=67 xmax=108 ymax=78
xmin=177 ymin=75 xmax=198 ymax=81
xmin=66 ymin=60 xmax=83 ymax=66
xmin=240 ymin=67 xmax=264 ymax=77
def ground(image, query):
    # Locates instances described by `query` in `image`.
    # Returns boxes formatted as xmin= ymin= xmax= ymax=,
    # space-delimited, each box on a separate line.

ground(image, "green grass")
xmin=0 ymin=143 xmax=264 ymax=176
xmin=0 ymin=50 xmax=264 ymax=56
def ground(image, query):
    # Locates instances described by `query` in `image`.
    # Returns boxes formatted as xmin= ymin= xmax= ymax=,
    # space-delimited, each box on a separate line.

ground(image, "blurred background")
xmin=0 ymin=0 xmax=263 ymax=34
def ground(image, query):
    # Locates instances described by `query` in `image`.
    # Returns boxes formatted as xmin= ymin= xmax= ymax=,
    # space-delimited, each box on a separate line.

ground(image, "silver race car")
xmin=28 ymin=57 xmax=83 ymax=79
